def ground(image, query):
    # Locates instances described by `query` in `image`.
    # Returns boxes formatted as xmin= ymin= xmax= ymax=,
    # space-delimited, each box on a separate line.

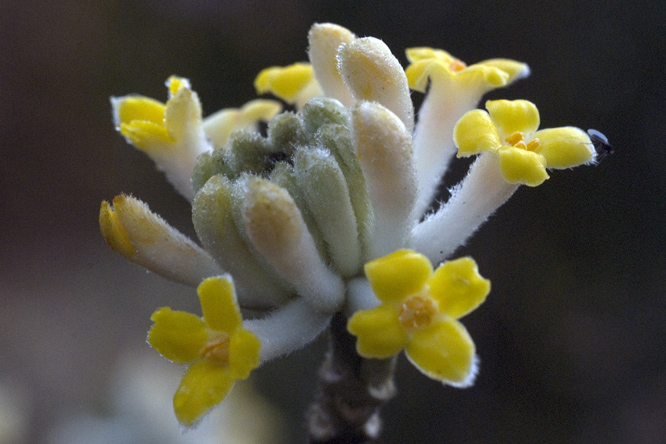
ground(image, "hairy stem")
xmin=307 ymin=312 xmax=397 ymax=443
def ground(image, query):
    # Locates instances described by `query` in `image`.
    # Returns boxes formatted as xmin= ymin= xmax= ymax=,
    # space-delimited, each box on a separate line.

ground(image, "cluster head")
xmin=101 ymin=22 xmax=601 ymax=427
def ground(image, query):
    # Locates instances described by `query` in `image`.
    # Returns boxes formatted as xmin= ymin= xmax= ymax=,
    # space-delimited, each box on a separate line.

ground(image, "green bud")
xmin=226 ymin=129 xmax=274 ymax=176
xmin=301 ymin=97 xmax=350 ymax=134
xmin=315 ymin=124 xmax=373 ymax=259
xmin=267 ymin=112 xmax=308 ymax=156
xmin=191 ymin=149 xmax=234 ymax=194
xmin=294 ymin=147 xmax=361 ymax=277
xmin=192 ymin=174 xmax=292 ymax=307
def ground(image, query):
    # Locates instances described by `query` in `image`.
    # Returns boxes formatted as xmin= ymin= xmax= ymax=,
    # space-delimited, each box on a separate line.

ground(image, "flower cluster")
xmin=101 ymin=23 xmax=597 ymax=426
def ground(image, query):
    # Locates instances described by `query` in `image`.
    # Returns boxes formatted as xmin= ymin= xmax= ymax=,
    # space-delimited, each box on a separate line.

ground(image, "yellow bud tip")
xmin=115 ymin=96 xmax=166 ymax=127
xmin=166 ymin=76 xmax=190 ymax=97
xmin=99 ymin=197 xmax=135 ymax=258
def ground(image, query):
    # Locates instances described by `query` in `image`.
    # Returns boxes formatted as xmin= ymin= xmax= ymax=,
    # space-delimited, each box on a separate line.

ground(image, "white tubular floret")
xmin=245 ymin=299 xmax=333 ymax=363
xmin=99 ymin=194 xmax=222 ymax=286
xmin=308 ymin=23 xmax=357 ymax=107
xmin=338 ymin=37 xmax=414 ymax=133
xmin=241 ymin=177 xmax=345 ymax=313
xmin=352 ymin=101 xmax=417 ymax=260
xmin=411 ymin=153 xmax=518 ymax=264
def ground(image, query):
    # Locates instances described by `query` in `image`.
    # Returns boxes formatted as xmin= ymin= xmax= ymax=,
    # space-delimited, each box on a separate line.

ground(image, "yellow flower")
xmin=148 ymin=276 xmax=261 ymax=426
xmin=112 ymin=76 xmax=210 ymax=200
xmin=454 ymin=99 xmax=596 ymax=186
xmin=404 ymin=48 xmax=529 ymax=217
xmin=406 ymin=47 xmax=529 ymax=92
xmin=347 ymin=250 xmax=490 ymax=386
xmin=112 ymin=77 xmax=280 ymax=199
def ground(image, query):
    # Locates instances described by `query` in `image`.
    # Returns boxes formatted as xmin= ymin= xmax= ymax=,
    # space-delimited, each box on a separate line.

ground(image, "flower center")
xmin=505 ymin=131 xmax=540 ymax=151
xmin=398 ymin=295 xmax=437 ymax=331
xmin=449 ymin=59 xmax=467 ymax=72
xmin=200 ymin=333 xmax=231 ymax=364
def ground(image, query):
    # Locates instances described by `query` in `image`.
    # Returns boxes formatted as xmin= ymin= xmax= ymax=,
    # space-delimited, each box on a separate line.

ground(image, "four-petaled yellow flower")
xmin=148 ymin=276 xmax=261 ymax=426
xmin=454 ymin=99 xmax=595 ymax=186
xmin=405 ymin=47 xmax=529 ymax=91
xmin=347 ymin=250 xmax=491 ymax=386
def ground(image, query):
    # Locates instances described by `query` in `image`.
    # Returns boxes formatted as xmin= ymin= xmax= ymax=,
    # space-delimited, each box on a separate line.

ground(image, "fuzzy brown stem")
xmin=307 ymin=312 xmax=397 ymax=443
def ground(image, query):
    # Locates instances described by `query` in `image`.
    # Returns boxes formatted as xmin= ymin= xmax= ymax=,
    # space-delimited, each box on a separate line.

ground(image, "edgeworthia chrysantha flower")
xmin=101 ymin=22 xmax=598 ymax=433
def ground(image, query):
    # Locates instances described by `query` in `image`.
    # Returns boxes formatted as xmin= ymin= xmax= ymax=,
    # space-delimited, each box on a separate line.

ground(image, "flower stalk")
xmin=307 ymin=312 xmax=397 ymax=444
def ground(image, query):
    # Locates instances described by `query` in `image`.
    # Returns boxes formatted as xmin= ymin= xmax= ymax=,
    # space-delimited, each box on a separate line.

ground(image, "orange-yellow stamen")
xmin=449 ymin=59 xmax=467 ymax=72
xmin=398 ymin=295 xmax=437 ymax=331
xmin=505 ymin=132 xmax=541 ymax=152
xmin=505 ymin=131 xmax=525 ymax=146
xmin=526 ymin=138 xmax=541 ymax=151
xmin=200 ymin=333 xmax=230 ymax=364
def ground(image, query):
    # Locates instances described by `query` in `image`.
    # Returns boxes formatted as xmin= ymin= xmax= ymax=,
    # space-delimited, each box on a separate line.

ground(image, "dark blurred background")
xmin=1 ymin=0 xmax=665 ymax=443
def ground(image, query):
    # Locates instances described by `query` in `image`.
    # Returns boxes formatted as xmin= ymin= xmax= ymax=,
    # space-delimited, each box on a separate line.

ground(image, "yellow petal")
xmin=112 ymin=77 xmax=199 ymax=154
xmin=406 ymin=47 xmax=457 ymax=65
xmin=239 ymin=99 xmax=282 ymax=121
xmin=534 ymin=127 xmax=596 ymax=168
xmin=167 ymin=75 xmax=189 ymax=97
xmin=406 ymin=49 xmax=529 ymax=92
xmin=99 ymin=199 xmax=134 ymax=258
xmin=228 ymin=328 xmax=262 ymax=379
xmin=453 ymin=64 xmax=510 ymax=88
xmin=486 ymin=99 xmax=540 ymax=137
xmin=405 ymin=318 xmax=476 ymax=385
xmin=427 ymin=257 xmax=491 ymax=319
xmin=498 ymin=146 xmax=549 ymax=186
xmin=114 ymin=96 xmax=165 ymax=127
xmin=453 ymin=109 xmax=501 ymax=157
xmin=478 ymin=58 xmax=530 ymax=83
xmin=364 ymin=250 xmax=432 ymax=304
xmin=254 ymin=63 xmax=315 ymax=103
xmin=119 ymin=120 xmax=172 ymax=150
xmin=347 ymin=304 xmax=409 ymax=358
xmin=148 ymin=307 xmax=208 ymax=363
xmin=405 ymin=47 xmax=456 ymax=92
xmin=198 ymin=276 xmax=242 ymax=333
xmin=173 ymin=360 xmax=235 ymax=426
